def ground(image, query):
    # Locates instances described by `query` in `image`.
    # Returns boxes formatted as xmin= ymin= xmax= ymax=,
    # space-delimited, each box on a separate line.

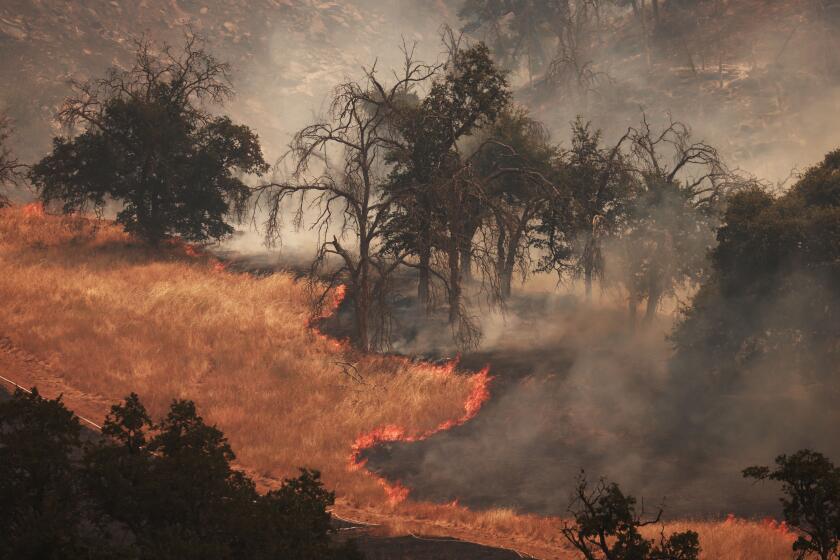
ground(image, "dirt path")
xmin=0 ymin=335 xmax=113 ymax=428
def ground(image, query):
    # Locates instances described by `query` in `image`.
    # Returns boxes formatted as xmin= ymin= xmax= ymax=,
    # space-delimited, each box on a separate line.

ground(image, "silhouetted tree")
xmin=0 ymin=388 xmax=112 ymax=559
xmin=2 ymin=388 xmax=361 ymax=560
xmin=0 ymin=114 xmax=25 ymax=207
xmin=561 ymin=472 xmax=701 ymax=560
xmin=257 ymin=45 xmax=439 ymax=352
xmin=30 ymin=33 xmax=268 ymax=244
xmin=534 ymin=118 xmax=633 ymax=300
xmin=673 ymin=149 xmax=840 ymax=379
xmin=744 ymin=450 xmax=840 ymax=560
xmin=385 ymin=36 xmax=510 ymax=334
xmin=470 ymin=106 xmax=558 ymax=299
xmin=622 ymin=116 xmax=739 ymax=323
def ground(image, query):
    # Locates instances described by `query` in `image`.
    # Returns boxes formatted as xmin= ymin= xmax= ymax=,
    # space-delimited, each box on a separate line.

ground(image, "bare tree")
xmin=256 ymin=50 xmax=438 ymax=351
xmin=623 ymin=115 xmax=749 ymax=323
xmin=59 ymin=32 xmax=234 ymax=133
xmin=0 ymin=114 xmax=26 ymax=207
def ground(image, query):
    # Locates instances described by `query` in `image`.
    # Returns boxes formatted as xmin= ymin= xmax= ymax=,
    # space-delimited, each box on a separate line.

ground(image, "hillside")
xmin=0 ymin=204 xmax=800 ymax=559
xmin=2 ymin=0 xmax=839 ymax=184
xmin=0 ymin=0 xmax=454 ymax=165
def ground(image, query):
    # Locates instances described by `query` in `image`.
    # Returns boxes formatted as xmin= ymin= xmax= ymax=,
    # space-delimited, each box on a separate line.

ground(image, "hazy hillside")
xmin=0 ymin=0 xmax=454 ymax=163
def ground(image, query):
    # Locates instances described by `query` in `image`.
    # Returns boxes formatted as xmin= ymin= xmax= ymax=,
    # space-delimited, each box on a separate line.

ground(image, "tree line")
xmin=7 ymin=386 xmax=840 ymax=560
xmin=0 ymin=31 xmax=753 ymax=351
xmin=0 ymin=387 xmax=360 ymax=560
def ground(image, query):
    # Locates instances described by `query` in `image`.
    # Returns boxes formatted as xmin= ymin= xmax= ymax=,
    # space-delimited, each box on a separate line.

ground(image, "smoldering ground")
xmin=356 ymin=279 xmax=840 ymax=519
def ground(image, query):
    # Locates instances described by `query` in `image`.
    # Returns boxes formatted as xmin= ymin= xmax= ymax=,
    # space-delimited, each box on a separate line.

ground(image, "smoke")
xmin=6 ymin=0 xmax=840 ymax=520
xmin=361 ymin=278 xmax=840 ymax=518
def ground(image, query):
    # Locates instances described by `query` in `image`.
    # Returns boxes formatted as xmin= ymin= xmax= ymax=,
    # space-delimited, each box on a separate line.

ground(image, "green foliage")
xmin=1 ymin=388 xmax=360 ymax=560
xmin=744 ymin=450 xmax=840 ymax=560
xmin=30 ymin=35 xmax=268 ymax=244
xmin=673 ymin=149 xmax=840 ymax=379
xmin=561 ymin=472 xmax=701 ymax=560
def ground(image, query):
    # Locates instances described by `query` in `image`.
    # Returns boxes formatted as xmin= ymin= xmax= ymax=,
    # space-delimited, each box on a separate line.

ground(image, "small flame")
xmin=183 ymin=244 xmax=200 ymax=257
xmin=306 ymin=282 xmax=492 ymax=506
xmin=725 ymin=513 xmax=796 ymax=542
xmin=22 ymin=202 xmax=45 ymax=218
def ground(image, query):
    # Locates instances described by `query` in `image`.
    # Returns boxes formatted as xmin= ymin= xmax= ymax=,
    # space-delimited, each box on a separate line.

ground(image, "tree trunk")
xmin=356 ymin=235 xmax=371 ymax=350
xmin=460 ymin=225 xmax=475 ymax=283
xmin=628 ymin=290 xmax=638 ymax=329
xmin=643 ymin=276 xmax=661 ymax=324
xmin=354 ymin=287 xmax=369 ymax=352
xmin=495 ymin=214 xmax=507 ymax=292
xmin=418 ymin=245 xmax=431 ymax=309
xmin=584 ymin=265 xmax=593 ymax=301
xmin=447 ymin=233 xmax=461 ymax=326
xmin=651 ymin=0 xmax=660 ymax=26
xmin=501 ymin=228 xmax=521 ymax=301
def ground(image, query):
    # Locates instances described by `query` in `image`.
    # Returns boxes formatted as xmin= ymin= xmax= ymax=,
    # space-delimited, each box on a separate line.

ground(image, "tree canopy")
xmin=30 ymin=33 xmax=268 ymax=244
xmin=673 ymin=149 xmax=840 ymax=380
xmin=0 ymin=388 xmax=360 ymax=560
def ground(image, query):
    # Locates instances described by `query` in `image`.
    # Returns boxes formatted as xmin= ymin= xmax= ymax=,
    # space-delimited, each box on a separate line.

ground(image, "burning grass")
xmin=0 ymin=205 xmax=477 ymax=507
xmin=0 ymin=205 xmax=797 ymax=559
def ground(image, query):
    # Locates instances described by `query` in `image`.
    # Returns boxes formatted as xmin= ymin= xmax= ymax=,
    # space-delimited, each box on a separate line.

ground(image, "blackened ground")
xmin=212 ymin=250 xmax=785 ymax=519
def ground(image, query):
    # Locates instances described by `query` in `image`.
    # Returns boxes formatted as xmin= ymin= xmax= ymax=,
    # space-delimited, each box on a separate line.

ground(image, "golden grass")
xmin=0 ymin=205 xmax=474 ymax=506
xmin=0 ymin=205 xmax=797 ymax=559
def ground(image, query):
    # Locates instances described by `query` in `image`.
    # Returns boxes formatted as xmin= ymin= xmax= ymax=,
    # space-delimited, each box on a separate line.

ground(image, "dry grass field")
xmin=0 ymin=205 xmax=796 ymax=559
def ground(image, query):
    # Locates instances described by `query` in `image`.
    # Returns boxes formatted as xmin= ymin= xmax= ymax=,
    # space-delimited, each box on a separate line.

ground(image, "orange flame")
xmin=347 ymin=365 xmax=492 ymax=505
xmin=725 ymin=513 xmax=796 ymax=543
xmin=307 ymin=285 xmax=351 ymax=353
xmin=307 ymin=282 xmax=493 ymax=506
xmin=21 ymin=202 xmax=45 ymax=218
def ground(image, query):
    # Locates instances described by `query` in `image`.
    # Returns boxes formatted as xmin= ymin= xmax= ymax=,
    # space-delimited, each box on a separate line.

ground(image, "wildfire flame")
xmin=306 ymin=282 xmax=493 ymax=506
xmin=347 ymin=365 xmax=492 ymax=505
xmin=724 ymin=513 xmax=796 ymax=542
xmin=308 ymin=284 xmax=351 ymax=352
xmin=21 ymin=202 xmax=45 ymax=218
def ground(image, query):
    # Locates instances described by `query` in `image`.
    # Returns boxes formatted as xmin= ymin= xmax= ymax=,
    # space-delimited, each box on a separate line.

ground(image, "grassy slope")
xmin=0 ymin=206 xmax=795 ymax=559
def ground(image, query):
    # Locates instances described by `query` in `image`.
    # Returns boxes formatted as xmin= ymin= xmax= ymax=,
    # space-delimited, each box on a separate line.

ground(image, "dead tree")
xmin=0 ymin=114 xmax=26 ymax=207
xmin=256 ymin=52 xmax=438 ymax=352
xmin=624 ymin=114 xmax=749 ymax=323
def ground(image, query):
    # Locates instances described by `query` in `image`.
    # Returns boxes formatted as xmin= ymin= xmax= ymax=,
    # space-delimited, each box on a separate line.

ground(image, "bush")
xmin=561 ymin=472 xmax=700 ymax=560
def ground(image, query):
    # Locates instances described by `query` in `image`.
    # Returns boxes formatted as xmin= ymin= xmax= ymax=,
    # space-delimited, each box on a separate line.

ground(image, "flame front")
xmin=306 ymin=282 xmax=493 ymax=506
xmin=348 ymin=365 xmax=492 ymax=505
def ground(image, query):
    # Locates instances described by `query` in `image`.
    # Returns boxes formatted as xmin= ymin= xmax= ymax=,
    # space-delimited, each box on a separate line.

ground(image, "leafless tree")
xmin=59 ymin=31 xmax=233 ymax=134
xmin=255 ymin=49 xmax=439 ymax=352
xmin=0 ymin=114 xmax=26 ymax=207
xmin=622 ymin=115 xmax=753 ymax=323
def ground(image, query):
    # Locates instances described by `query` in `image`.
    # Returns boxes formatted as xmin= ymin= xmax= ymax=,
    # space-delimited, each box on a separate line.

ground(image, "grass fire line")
xmin=0 ymin=205 xmax=801 ymax=559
